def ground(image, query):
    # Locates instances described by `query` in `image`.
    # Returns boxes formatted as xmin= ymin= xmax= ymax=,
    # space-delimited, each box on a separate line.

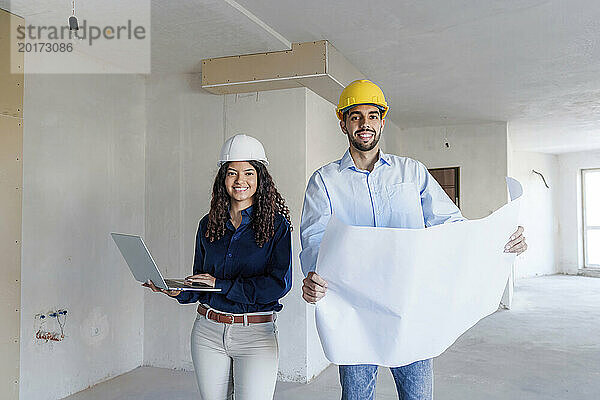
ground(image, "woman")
xmin=144 ymin=134 xmax=292 ymax=400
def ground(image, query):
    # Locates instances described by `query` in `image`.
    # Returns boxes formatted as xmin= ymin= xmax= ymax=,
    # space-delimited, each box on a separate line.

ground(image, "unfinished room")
xmin=1 ymin=1 xmax=599 ymax=399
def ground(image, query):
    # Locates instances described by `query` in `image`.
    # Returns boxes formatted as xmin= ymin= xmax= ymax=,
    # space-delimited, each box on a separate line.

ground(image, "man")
xmin=299 ymin=79 xmax=527 ymax=400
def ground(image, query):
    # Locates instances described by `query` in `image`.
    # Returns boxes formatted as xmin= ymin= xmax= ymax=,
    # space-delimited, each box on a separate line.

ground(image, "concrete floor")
xmin=65 ymin=275 xmax=600 ymax=400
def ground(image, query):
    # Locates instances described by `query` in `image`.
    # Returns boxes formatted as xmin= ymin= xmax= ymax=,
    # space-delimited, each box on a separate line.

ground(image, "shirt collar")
xmin=338 ymin=148 xmax=391 ymax=172
xmin=226 ymin=205 xmax=253 ymax=230
xmin=241 ymin=205 xmax=253 ymax=220
xmin=338 ymin=149 xmax=355 ymax=171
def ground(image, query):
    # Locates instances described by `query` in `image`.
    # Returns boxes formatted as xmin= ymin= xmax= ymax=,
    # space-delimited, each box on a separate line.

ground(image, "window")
xmin=582 ymin=168 xmax=600 ymax=268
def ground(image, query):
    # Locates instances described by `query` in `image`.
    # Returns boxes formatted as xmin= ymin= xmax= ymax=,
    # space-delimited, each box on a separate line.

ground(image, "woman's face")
xmin=224 ymin=161 xmax=258 ymax=206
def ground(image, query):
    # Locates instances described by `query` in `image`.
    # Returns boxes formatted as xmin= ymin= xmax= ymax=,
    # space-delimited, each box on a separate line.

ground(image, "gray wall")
xmin=386 ymin=122 xmax=508 ymax=219
xmin=508 ymin=151 xmax=560 ymax=277
xmin=143 ymin=74 xmax=223 ymax=370
xmin=21 ymin=74 xmax=146 ymax=400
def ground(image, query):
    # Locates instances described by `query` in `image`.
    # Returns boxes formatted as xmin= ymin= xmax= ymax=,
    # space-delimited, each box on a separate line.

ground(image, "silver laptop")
xmin=111 ymin=233 xmax=220 ymax=292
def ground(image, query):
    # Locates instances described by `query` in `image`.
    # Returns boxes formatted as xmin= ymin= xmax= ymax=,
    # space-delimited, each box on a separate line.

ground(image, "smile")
xmin=233 ymin=187 xmax=249 ymax=192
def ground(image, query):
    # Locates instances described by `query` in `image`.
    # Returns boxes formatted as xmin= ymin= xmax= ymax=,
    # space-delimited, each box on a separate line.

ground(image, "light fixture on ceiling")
xmin=442 ymin=116 xmax=450 ymax=149
xmin=68 ymin=0 xmax=80 ymax=38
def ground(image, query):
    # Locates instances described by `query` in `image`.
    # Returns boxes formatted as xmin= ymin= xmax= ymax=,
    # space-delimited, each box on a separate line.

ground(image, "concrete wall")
xmin=508 ymin=151 xmax=560 ymax=277
xmin=557 ymin=150 xmax=600 ymax=274
xmin=386 ymin=122 xmax=508 ymax=219
xmin=143 ymin=73 xmax=223 ymax=370
xmin=20 ymin=74 xmax=146 ymax=400
xmin=1 ymin=9 xmax=24 ymax=398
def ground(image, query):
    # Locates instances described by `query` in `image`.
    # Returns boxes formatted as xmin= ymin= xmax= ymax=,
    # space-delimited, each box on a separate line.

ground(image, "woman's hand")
xmin=142 ymin=280 xmax=181 ymax=297
xmin=185 ymin=273 xmax=216 ymax=288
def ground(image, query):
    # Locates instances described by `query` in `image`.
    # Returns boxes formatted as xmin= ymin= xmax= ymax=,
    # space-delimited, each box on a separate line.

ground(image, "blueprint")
xmin=314 ymin=178 xmax=522 ymax=366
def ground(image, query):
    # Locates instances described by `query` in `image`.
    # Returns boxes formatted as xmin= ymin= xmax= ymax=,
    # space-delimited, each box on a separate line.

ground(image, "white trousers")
xmin=190 ymin=312 xmax=279 ymax=400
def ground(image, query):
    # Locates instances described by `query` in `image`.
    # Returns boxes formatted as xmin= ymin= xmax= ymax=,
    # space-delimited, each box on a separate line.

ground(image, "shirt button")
xmin=227 ymin=253 xmax=232 ymax=258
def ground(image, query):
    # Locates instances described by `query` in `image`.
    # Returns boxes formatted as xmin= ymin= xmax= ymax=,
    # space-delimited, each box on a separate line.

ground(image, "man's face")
xmin=340 ymin=104 xmax=385 ymax=152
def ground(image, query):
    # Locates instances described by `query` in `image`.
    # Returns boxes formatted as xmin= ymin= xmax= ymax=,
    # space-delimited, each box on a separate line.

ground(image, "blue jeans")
xmin=339 ymin=359 xmax=433 ymax=400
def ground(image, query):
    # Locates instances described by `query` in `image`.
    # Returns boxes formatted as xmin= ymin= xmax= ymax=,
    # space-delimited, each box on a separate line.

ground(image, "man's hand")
xmin=142 ymin=280 xmax=181 ymax=297
xmin=504 ymin=226 xmax=527 ymax=255
xmin=185 ymin=273 xmax=216 ymax=288
xmin=302 ymin=272 xmax=328 ymax=304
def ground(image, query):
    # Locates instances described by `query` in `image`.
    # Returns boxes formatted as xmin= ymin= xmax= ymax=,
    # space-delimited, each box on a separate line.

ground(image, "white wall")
xmin=143 ymin=73 xmax=223 ymax=370
xmin=386 ymin=122 xmax=508 ymax=219
xmin=557 ymin=150 xmax=600 ymax=274
xmin=21 ymin=74 xmax=146 ymax=400
xmin=508 ymin=151 xmax=560 ymax=277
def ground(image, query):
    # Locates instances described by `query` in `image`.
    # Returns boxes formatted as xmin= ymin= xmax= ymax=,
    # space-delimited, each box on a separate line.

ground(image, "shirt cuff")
xmin=214 ymin=278 xmax=234 ymax=294
xmin=174 ymin=291 xmax=192 ymax=304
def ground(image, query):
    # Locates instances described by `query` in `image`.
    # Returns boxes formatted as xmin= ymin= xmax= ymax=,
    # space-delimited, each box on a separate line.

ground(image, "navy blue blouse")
xmin=175 ymin=206 xmax=292 ymax=313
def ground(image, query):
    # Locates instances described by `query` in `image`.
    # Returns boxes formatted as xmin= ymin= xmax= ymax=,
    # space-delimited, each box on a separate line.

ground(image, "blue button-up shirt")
xmin=176 ymin=206 xmax=292 ymax=313
xmin=299 ymin=149 xmax=465 ymax=275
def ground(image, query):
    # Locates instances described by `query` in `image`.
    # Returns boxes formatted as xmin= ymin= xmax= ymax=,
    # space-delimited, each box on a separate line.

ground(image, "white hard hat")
xmin=218 ymin=134 xmax=269 ymax=167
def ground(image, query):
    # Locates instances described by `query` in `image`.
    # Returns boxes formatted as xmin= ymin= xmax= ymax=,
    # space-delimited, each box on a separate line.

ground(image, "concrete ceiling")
xmin=3 ymin=0 xmax=600 ymax=154
xmin=232 ymin=0 xmax=600 ymax=154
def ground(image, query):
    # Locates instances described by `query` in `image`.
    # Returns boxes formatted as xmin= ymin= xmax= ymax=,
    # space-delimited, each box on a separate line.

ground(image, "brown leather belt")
xmin=197 ymin=304 xmax=274 ymax=325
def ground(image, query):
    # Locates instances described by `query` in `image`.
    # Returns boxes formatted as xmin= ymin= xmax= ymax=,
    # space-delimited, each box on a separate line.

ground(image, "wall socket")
xmin=34 ymin=309 xmax=68 ymax=342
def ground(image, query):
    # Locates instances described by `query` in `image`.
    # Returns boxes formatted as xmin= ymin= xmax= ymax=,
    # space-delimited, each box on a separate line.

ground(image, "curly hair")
xmin=205 ymin=160 xmax=292 ymax=247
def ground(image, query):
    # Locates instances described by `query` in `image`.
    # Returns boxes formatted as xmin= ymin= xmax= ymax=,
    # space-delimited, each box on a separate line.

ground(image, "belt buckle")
xmin=203 ymin=306 xmax=235 ymax=324
xmin=204 ymin=307 xmax=223 ymax=325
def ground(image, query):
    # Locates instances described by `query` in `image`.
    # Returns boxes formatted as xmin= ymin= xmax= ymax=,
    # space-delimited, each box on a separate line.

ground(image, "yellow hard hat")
xmin=336 ymin=79 xmax=389 ymax=120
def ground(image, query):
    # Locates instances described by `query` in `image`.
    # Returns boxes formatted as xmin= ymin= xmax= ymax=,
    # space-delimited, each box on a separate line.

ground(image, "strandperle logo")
xmin=16 ymin=19 xmax=146 ymax=46
xmin=9 ymin=2 xmax=151 ymax=74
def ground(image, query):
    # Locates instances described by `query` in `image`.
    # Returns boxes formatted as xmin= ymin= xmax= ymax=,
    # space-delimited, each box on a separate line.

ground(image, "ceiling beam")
xmin=201 ymin=40 xmax=364 ymax=105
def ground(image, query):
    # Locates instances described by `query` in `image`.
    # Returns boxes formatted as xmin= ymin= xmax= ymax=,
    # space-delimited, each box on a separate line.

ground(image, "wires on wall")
xmin=532 ymin=169 xmax=550 ymax=188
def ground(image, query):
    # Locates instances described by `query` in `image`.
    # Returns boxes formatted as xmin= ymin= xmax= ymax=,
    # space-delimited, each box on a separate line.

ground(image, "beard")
xmin=349 ymin=128 xmax=381 ymax=151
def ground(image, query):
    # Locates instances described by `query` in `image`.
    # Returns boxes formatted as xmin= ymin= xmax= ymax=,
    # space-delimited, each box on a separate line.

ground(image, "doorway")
xmin=428 ymin=167 xmax=460 ymax=208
